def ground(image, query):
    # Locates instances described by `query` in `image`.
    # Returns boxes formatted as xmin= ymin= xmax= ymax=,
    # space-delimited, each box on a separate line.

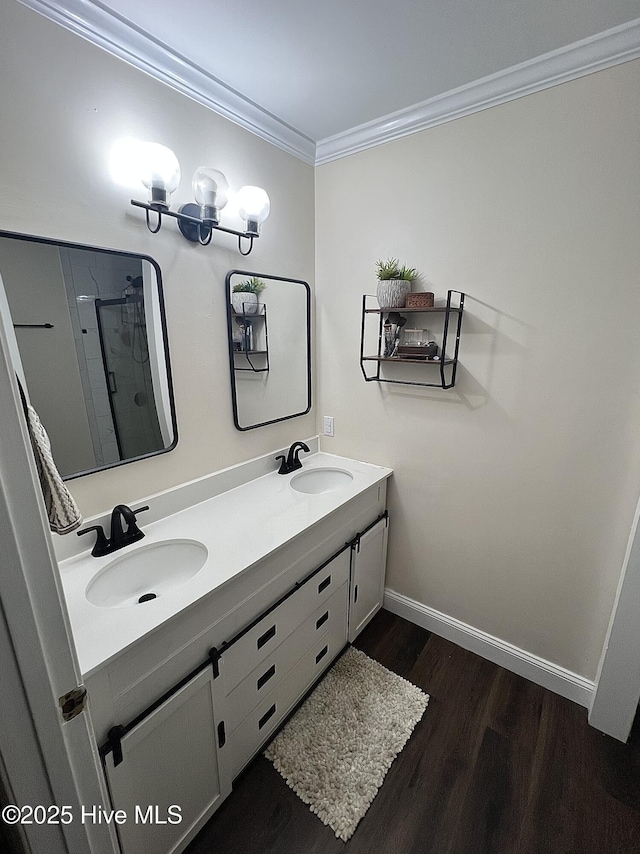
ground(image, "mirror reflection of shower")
xmin=121 ymin=275 xmax=150 ymax=363
xmin=0 ymin=235 xmax=176 ymax=478
xmin=95 ymin=271 xmax=163 ymax=462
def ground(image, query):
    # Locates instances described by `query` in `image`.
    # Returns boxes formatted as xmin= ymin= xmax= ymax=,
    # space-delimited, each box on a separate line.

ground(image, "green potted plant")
xmin=232 ymin=276 xmax=266 ymax=315
xmin=375 ymin=258 xmax=418 ymax=309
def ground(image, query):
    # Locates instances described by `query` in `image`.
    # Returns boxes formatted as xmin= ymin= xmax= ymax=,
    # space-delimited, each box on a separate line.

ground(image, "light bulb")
xmin=139 ymin=143 xmax=181 ymax=209
xmin=192 ymin=167 xmax=229 ymax=224
xmin=109 ymin=137 xmax=146 ymax=190
xmin=236 ymin=186 xmax=270 ymax=236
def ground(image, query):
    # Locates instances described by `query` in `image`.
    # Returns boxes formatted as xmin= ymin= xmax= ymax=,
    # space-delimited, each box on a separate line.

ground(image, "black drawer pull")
xmin=257 ymin=624 xmax=276 ymax=649
xmin=257 ymin=664 xmax=276 ymax=690
xmin=316 ymin=611 xmax=329 ymax=630
xmin=318 ymin=575 xmax=331 ymax=594
xmin=315 ymin=645 xmax=328 ymax=664
xmin=217 ymin=721 xmax=226 ymax=748
xmin=258 ymin=703 xmax=276 ymax=730
xmin=354 ymin=584 xmax=358 ymax=604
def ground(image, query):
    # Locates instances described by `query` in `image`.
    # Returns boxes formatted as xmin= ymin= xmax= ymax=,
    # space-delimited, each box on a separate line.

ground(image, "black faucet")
xmin=276 ymin=441 xmax=311 ymax=475
xmin=77 ymin=504 xmax=149 ymax=557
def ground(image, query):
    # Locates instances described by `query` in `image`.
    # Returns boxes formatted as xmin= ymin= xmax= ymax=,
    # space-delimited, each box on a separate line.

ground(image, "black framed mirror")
xmin=0 ymin=231 xmax=177 ymax=479
xmin=225 ymin=269 xmax=311 ymax=430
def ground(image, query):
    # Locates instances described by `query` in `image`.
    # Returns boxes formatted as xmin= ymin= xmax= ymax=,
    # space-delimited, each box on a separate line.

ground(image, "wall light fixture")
xmin=129 ymin=144 xmax=270 ymax=255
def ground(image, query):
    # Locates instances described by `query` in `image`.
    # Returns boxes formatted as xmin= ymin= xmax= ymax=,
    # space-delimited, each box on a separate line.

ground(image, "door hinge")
xmin=59 ymin=685 xmax=87 ymax=722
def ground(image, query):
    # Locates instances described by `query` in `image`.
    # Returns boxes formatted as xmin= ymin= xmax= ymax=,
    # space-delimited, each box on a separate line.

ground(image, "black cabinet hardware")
xmin=257 ymin=624 xmax=276 ymax=649
xmin=316 ymin=646 xmax=328 ymax=664
xmin=318 ymin=575 xmax=331 ymax=594
xmin=257 ymin=664 xmax=276 ymax=690
xmin=258 ymin=704 xmax=276 ymax=730
xmin=316 ymin=611 xmax=329 ymax=630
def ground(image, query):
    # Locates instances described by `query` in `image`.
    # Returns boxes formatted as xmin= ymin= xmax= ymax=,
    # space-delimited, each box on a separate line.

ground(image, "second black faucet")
xmin=276 ymin=441 xmax=310 ymax=475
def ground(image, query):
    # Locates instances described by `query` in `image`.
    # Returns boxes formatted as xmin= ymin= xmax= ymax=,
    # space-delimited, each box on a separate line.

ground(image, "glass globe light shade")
xmin=192 ymin=167 xmax=229 ymax=208
xmin=236 ymin=186 xmax=270 ymax=235
xmin=139 ymin=143 xmax=181 ymax=208
xmin=192 ymin=167 xmax=229 ymax=223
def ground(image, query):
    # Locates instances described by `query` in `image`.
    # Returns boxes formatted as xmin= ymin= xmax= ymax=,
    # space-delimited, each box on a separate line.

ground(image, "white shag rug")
xmin=264 ymin=646 xmax=429 ymax=841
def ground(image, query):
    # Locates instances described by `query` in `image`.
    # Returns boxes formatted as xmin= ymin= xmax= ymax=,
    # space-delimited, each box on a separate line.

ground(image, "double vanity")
xmin=1 ymin=226 xmax=390 ymax=854
xmin=56 ymin=442 xmax=392 ymax=854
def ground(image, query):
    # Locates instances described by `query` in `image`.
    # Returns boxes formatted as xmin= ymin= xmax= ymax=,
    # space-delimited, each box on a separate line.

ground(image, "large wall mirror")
xmin=226 ymin=269 xmax=311 ymax=430
xmin=0 ymin=231 xmax=177 ymax=479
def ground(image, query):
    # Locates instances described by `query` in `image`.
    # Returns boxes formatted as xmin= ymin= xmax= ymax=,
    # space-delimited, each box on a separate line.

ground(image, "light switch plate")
xmin=323 ymin=416 xmax=334 ymax=437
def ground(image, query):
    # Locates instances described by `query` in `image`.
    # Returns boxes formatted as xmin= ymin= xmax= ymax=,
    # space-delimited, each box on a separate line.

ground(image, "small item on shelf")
xmin=383 ymin=321 xmax=395 ymax=357
xmin=375 ymin=258 xmax=419 ymax=309
xmin=401 ymin=328 xmax=428 ymax=346
xmin=233 ymin=319 xmax=254 ymax=352
xmin=243 ymin=322 xmax=253 ymax=352
xmin=406 ymin=292 xmax=434 ymax=308
xmin=397 ymin=339 xmax=439 ymax=360
xmin=232 ymin=321 xmax=244 ymax=351
xmin=382 ymin=313 xmax=409 ymax=357
xmin=231 ymin=277 xmax=267 ymax=315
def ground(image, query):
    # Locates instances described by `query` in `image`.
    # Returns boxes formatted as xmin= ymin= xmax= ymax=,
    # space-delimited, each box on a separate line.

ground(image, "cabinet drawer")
xmin=225 ymin=615 xmax=348 ymax=781
xmin=222 ymin=548 xmax=350 ymax=693
xmin=223 ymin=582 xmax=348 ymax=732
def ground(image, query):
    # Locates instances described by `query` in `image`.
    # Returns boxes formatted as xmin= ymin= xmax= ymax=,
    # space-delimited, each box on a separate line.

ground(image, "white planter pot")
xmin=376 ymin=279 xmax=411 ymax=309
xmin=232 ymin=292 xmax=258 ymax=315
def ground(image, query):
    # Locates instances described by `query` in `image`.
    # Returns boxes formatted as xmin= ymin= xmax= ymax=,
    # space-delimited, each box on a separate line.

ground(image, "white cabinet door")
xmin=348 ymin=516 xmax=389 ymax=642
xmin=104 ymin=668 xmax=230 ymax=854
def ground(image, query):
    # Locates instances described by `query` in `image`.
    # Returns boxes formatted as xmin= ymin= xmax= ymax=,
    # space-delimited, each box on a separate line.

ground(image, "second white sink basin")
xmin=86 ymin=539 xmax=208 ymax=608
xmin=290 ymin=467 xmax=354 ymax=494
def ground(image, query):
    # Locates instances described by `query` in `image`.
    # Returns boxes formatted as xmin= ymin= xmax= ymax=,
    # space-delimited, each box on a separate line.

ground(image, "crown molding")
xmin=16 ymin=3 xmax=640 ymax=168
xmin=18 ymin=0 xmax=316 ymax=165
xmin=316 ymin=18 xmax=640 ymax=165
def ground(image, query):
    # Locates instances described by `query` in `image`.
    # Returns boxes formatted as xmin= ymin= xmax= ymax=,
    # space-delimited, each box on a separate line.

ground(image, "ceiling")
xmin=81 ymin=0 xmax=640 ymax=142
xmin=18 ymin=0 xmax=640 ymax=163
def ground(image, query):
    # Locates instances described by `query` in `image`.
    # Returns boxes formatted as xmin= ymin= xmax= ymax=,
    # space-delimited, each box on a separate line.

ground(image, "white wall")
xmin=315 ymin=60 xmax=640 ymax=680
xmin=0 ymin=1 xmax=315 ymax=517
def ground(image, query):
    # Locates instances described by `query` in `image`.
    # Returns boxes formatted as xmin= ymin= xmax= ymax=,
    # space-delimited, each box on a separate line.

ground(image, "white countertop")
xmin=59 ymin=451 xmax=391 ymax=677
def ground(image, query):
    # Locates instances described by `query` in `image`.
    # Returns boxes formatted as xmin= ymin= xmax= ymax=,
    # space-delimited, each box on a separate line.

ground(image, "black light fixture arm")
xmin=238 ymin=235 xmax=254 ymax=256
xmin=144 ymin=207 xmax=162 ymax=234
xmin=131 ymin=200 xmax=260 ymax=254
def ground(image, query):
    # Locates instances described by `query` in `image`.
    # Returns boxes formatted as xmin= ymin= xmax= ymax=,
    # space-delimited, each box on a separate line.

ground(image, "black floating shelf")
xmin=359 ymin=290 xmax=465 ymax=389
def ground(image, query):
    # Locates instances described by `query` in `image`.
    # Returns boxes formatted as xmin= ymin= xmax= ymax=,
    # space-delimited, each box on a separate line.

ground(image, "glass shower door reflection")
xmin=96 ymin=297 xmax=164 ymax=461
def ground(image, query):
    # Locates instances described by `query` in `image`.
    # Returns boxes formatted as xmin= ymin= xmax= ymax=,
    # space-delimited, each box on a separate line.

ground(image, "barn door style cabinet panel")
xmin=103 ymin=668 xmax=229 ymax=854
xmin=349 ymin=515 xmax=389 ymax=642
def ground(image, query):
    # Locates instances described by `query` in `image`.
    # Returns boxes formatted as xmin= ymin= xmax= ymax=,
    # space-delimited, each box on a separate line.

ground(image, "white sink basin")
xmin=290 ymin=467 xmax=354 ymax=494
xmin=86 ymin=539 xmax=208 ymax=608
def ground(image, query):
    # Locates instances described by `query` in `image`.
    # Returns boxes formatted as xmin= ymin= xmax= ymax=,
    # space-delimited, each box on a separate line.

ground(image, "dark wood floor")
xmin=186 ymin=610 xmax=640 ymax=854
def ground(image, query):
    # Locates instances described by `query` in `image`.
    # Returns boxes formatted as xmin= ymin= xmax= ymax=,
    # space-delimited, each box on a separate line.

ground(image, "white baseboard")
xmin=383 ymin=589 xmax=595 ymax=708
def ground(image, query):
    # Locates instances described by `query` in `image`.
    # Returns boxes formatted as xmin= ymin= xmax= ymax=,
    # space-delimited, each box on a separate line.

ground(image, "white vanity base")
xmin=57 ymin=444 xmax=391 ymax=854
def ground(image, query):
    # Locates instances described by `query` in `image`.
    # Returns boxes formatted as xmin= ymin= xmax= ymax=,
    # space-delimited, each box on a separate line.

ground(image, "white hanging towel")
xmin=18 ymin=383 xmax=83 ymax=534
